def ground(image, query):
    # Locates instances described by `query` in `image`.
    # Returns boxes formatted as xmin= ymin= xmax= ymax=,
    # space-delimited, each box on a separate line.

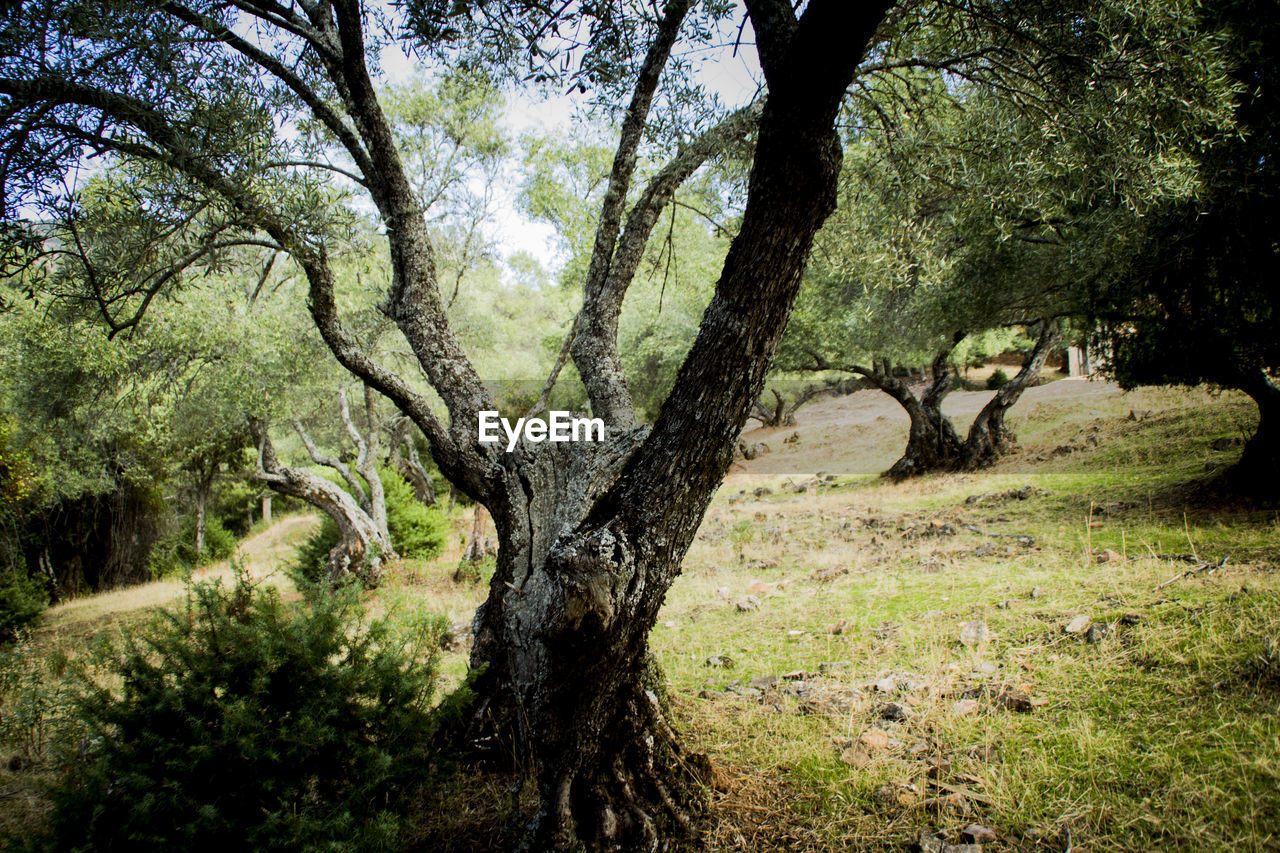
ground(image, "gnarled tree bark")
xmin=961 ymin=319 xmax=1058 ymax=468
xmin=249 ymin=418 xmax=392 ymax=585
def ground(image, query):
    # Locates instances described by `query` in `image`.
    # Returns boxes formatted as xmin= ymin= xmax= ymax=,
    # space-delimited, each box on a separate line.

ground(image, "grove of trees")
xmin=0 ymin=0 xmax=1275 ymax=849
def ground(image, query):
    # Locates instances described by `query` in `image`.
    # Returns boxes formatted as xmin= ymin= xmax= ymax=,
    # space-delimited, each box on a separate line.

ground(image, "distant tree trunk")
xmin=1229 ymin=370 xmax=1280 ymax=495
xmin=962 ymin=320 xmax=1058 ymax=467
xmin=389 ymin=416 xmax=437 ymax=506
xmin=455 ymin=504 xmax=494 ymax=582
xmin=194 ymin=479 xmax=208 ymax=557
xmin=249 ymin=418 xmax=392 ymax=585
xmin=864 ymin=350 xmax=964 ymax=480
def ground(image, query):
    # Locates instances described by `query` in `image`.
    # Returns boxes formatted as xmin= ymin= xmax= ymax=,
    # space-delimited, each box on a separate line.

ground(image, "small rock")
xmin=715 ymin=586 xmax=732 ymax=599
xmin=1064 ymin=613 xmax=1091 ymax=634
xmin=959 ymin=620 xmax=990 ymax=648
xmin=1096 ymin=548 xmax=1122 ymax=564
xmin=975 ymin=660 xmax=997 ymax=675
xmin=917 ymin=831 xmax=946 ymax=853
xmin=781 ymin=669 xmax=810 ymax=680
xmin=951 ymin=699 xmax=980 ymax=716
xmin=859 ymin=728 xmax=891 ymax=749
xmin=1029 ymin=586 xmax=1043 ymax=599
xmin=749 ymin=675 xmax=779 ymax=690
xmin=973 ymin=543 xmax=996 ymax=557
xmin=1085 ymin=622 xmax=1111 ymax=644
xmin=811 ymin=566 xmax=849 ymax=583
xmin=736 ymin=596 xmax=760 ymax=613
xmin=874 ymin=675 xmax=898 ymax=693
xmin=963 ymin=824 xmax=997 ymax=843
xmin=704 ymin=654 xmax=735 ymax=669
xmin=725 ymin=684 xmax=762 ymax=699
xmin=839 ymin=746 xmax=872 ymax=768
xmin=1211 ymin=436 xmax=1243 ymax=451
xmin=827 ymin=618 xmax=850 ymax=635
xmin=879 ymin=702 xmax=912 ymax=722
xmin=747 ymin=580 xmax=770 ymax=595
xmin=663 ymin=620 xmax=676 ymax=628
xmin=697 ymin=689 xmax=720 ymax=700
xmin=1120 ymin=612 xmax=1142 ymax=626
xmin=819 ymin=660 xmax=851 ymax=673
xmin=941 ymin=845 xmax=983 ymax=853
xmin=998 ymin=690 xmax=1034 ymax=713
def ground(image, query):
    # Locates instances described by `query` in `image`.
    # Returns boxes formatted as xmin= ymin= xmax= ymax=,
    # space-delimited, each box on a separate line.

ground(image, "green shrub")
xmin=294 ymin=466 xmax=450 ymax=584
xmin=43 ymin=569 xmax=465 ymax=853
xmin=986 ymin=367 xmax=1011 ymax=390
xmin=0 ymin=567 xmax=47 ymax=641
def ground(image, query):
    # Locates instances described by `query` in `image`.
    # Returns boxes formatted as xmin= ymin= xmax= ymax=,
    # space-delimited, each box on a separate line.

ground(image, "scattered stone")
xmin=859 ymin=728 xmax=891 ymax=749
xmin=747 ymin=580 xmax=770 ymax=595
xmin=1085 ymin=622 xmax=1111 ymax=644
xmin=752 ymin=486 xmax=773 ymax=497
xmin=951 ymin=699 xmax=980 ymax=716
xmin=840 ymin=746 xmax=872 ymax=768
xmin=1064 ymin=613 xmax=1092 ymax=634
xmin=749 ymin=675 xmax=779 ymax=690
xmin=962 ymin=819 xmax=993 ymax=840
xmin=974 ymin=660 xmax=997 ymax=675
xmin=736 ymin=596 xmax=760 ymax=613
xmin=942 ymin=845 xmax=983 ymax=853
xmin=827 ymin=618 xmax=850 ymax=635
xmin=697 ymin=689 xmax=720 ymax=700
xmin=819 ymin=660 xmax=851 ymax=674
xmin=874 ymin=675 xmax=898 ymax=693
xmin=715 ymin=586 xmax=732 ymax=599
xmin=811 ymin=566 xmax=849 ymax=583
xmin=1120 ymin=612 xmax=1143 ymax=626
xmin=783 ymin=431 xmax=800 ymax=444
xmin=879 ymin=702 xmax=912 ymax=722
xmin=997 ymin=690 xmax=1034 ymax=713
xmin=969 ymin=744 xmax=1001 ymax=762
xmin=959 ymin=620 xmax=990 ymax=648
xmin=704 ymin=654 xmax=735 ymax=669
xmin=1211 ymin=436 xmax=1243 ymax=451
xmin=917 ymin=831 xmax=946 ymax=853
xmin=725 ymin=683 xmax=762 ymax=699
xmin=781 ymin=670 xmax=811 ymax=681
xmin=1029 ymin=586 xmax=1043 ymax=599
xmin=871 ymin=784 xmax=897 ymax=805
xmin=973 ymin=543 xmax=997 ymax=557
xmin=1096 ymin=548 xmax=1122 ymax=564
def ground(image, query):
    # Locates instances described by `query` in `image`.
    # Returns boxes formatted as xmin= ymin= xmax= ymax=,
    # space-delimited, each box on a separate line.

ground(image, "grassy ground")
xmin=3 ymin=381 xmax=1278 ymax=851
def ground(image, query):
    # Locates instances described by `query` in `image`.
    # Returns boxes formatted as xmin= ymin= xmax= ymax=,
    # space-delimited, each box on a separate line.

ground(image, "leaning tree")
xmin=1 ymin=0 xmax=893 ymax=847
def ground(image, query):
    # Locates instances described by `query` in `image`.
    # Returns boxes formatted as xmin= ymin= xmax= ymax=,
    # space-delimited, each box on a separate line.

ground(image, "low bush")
xmin=42 ymin=568 xmax=466 ymax=853
xmin=0 ymin=567 xmax=46 ymax=641
xmin=986 ymin=367 xmax=1011 ymax=390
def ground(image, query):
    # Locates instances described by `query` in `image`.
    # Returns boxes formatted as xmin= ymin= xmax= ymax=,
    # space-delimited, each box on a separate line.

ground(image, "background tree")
xmin=1086 ymin=0 xmax=1279 ymax=496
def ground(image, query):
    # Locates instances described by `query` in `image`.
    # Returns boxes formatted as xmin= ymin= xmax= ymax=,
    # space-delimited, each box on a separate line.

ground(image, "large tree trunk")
xmin=1228 ymin=370 xmax=1280 ymax=496
xmin=962 ymin=320 xmax=1058 ymax=468
xmin=456 ymin=6 xmax=890 ymax=846
xmin=249 ymin=418 xmax=391 ymax=585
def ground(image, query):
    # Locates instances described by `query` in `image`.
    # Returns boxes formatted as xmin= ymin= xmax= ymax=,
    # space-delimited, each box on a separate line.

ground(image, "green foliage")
xmin=986 ymin=368 xmax=1011 ymax=390
xmin=294 ymin=466 xmax=450 ymax=584
xmin=43 ymin=570 xmax=463 ymax=853
xmin=0 ymin=567 xmax=45 ymax=640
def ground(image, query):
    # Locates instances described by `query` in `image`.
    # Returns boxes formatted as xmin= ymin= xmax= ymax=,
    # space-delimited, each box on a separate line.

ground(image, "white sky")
xmin=377 ymin=13 xmax=762 ymax=278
